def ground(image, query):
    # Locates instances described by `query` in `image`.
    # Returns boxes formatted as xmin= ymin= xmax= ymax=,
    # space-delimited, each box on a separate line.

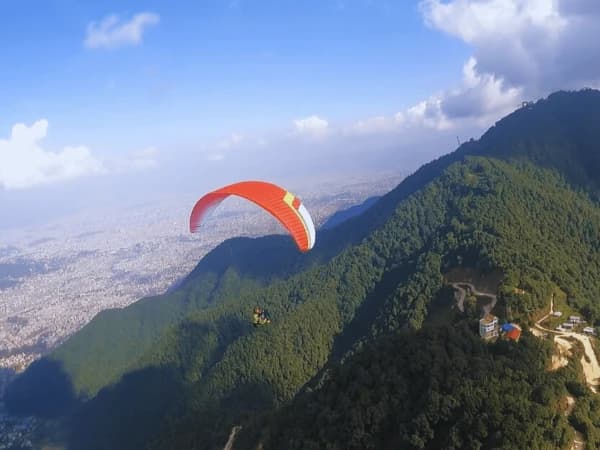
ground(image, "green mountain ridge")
xmin=7 ymin=89 xmax=600 ymax=449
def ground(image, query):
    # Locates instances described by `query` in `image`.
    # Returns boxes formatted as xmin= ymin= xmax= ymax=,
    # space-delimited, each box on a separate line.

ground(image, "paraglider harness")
xmin=252 ymin=307 xmax=271 ymax=327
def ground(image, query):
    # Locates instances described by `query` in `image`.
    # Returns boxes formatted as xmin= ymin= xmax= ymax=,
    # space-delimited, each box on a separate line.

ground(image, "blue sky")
xmin=2 ymin=0 xmax=600 ymax=228
xmin=0 ymin=0 xmax=468 ymax=149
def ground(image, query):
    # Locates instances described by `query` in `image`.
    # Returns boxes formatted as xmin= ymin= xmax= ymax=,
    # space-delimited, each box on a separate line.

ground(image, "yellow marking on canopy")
xmin=283 ymin=191 xmax=295 ymax=206
xmin=282 ymin=191 xmax=309 ymax=246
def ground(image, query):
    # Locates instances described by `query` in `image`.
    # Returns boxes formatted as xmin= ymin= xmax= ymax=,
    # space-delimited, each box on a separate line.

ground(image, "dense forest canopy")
xmin=250 ymin=325 xmax=581 ymax=450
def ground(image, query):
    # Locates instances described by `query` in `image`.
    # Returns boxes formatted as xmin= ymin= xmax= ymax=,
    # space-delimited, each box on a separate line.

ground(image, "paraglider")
xmin=189 ymin=180 xmax=316 ymax=252
xmin=252 ymin=307 xmax=271 ymax=327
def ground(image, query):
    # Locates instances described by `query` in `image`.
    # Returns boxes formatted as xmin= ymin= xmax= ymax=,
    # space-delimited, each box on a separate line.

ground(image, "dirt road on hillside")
xmin=552 ymin=336 xmax=572 ymax=370
xmin=451 ymin=282 xmax=497 ymax=313
xmin=534 ymin=295 xmax=600 ymax=392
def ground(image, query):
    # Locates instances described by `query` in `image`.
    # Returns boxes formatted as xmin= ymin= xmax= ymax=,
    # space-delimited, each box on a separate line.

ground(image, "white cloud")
xmin=439 ymin=57 xmax=522 ymax=123
xmin=115 ymin=146 xmax=159 ymax=172
xmin=216 ymin=133 xmax=245 ymax=151
xmin=420 ymin=0 xmax=600 ymax=95
xmin=346 ymin=55 xmax=519 ymax=135
xmin=205 ymin=133 xmax=244 ymax=162
xmin=201 ymin=133 xmax=270 ymax=162
xmin=405 ymin=96 xmax=452 ymax=130
xmin=204 ymin=133 xmax=245 ymax=162
xmin=421 ymin=0 xmax=565 ymax=43
xmin=377 ymin=0 xmax=600 ymax=130
xmin=293 ymin=115 xmax=329 ymax=137
xmin=84 ymin=12 xmax=160 ymax=49
xmin=0 ymin=120 xmax=160 ymax=190
xmin=348 ymin=116 xmax=400 ymax=135
xmin=0 ymin=120 xmax=105 ymax=190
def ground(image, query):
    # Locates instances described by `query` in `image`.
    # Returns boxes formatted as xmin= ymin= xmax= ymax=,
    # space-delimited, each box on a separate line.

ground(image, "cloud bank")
xmin=0 ymin=120 xmax=105 ymax=190
xmin=420 ymin=0 xmax=600 ymax=118
xmin=293 ymin=116 xmax=330 ymax=137
xmin=115 ymin=147 xmax=160 ymax=172
xmin=84 ymin=12 xmax=160 ymax=49
xmin=0 ymin=120 xmax=159 ymax=190
xmin=317 ymin=0 xmax=600 ymax=142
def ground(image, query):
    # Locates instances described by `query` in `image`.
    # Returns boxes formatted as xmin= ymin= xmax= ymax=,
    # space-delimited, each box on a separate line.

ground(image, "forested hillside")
xmin=140 ymin=155 xmax=600 ymax=450
xmin=7 ymin=89 xmax=600 ymax=449
xmin=247 ymin=325 xmax=586 ymax=450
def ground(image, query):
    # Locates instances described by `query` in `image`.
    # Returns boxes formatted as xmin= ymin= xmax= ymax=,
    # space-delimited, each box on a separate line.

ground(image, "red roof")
xmin=506 ymin=328 xmax=521 ymax=341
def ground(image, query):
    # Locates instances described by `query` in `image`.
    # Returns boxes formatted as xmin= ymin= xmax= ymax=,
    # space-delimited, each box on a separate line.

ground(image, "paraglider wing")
xmin=189 ymin=181 xmax=316 ymax=252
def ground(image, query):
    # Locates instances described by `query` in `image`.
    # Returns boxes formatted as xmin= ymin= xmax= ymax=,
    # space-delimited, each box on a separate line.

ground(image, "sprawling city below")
xmin=0 ymin=175 xmax=401 ymax=381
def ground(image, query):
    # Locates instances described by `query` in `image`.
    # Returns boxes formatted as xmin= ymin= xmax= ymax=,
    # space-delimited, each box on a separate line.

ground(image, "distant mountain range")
xmin=7 ymin=89 xmax=600 ymax=449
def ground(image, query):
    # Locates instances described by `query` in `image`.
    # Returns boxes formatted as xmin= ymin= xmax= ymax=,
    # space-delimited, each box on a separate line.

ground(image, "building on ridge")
xmin=479 ymin=313 xmax=499 ymax=339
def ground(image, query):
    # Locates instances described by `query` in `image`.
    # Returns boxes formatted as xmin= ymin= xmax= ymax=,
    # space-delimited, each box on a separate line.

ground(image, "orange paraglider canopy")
xmin=189 ymin=181 xmax=316 ymax=252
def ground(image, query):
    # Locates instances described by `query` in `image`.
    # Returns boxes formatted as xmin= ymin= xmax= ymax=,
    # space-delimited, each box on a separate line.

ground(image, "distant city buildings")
xmin=0 ymin=413 xmax=35 ymax=449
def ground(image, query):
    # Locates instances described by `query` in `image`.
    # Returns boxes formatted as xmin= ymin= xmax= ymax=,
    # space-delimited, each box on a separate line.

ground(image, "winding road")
xmin=451 ymin=282 xmax=497 ymax=313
